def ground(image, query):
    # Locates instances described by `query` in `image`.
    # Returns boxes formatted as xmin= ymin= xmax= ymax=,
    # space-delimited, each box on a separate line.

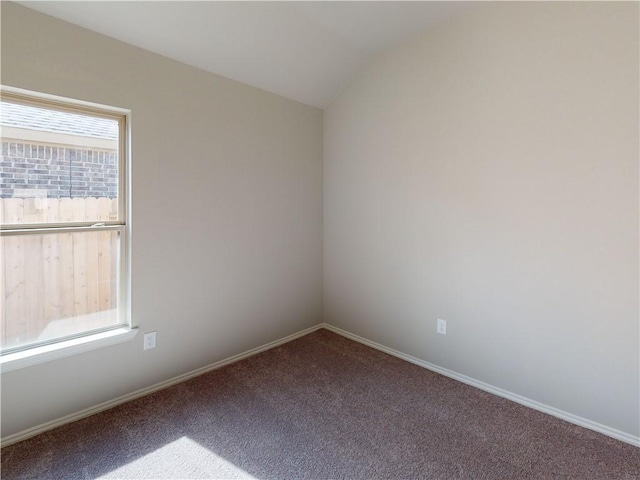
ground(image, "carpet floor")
xmin=1 ymin=329 xmax=639 ymax=479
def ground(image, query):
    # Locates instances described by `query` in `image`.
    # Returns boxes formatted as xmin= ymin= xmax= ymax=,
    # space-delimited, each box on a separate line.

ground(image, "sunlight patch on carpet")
xmin=98 ymin=436 xmax=256 ymax=479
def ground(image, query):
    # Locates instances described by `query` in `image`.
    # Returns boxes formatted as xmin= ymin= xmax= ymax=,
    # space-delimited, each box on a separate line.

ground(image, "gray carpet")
xmin=1 ymin=329 xmax=639 ymax=479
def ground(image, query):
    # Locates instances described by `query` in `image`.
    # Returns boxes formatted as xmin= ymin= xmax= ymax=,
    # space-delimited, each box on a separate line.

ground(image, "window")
xmin=1 ymin=87 xmax=131 ymax=360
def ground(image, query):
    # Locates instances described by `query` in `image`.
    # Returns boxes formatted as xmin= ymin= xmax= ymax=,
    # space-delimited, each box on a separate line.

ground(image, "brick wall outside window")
xmin=1 ymin=141 xmax=118 ymax=199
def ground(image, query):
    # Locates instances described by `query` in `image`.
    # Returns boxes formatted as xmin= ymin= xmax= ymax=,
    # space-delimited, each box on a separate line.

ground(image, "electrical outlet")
xmin=436 ymin=318 xmax=447 ymax=335
xmin=144 ymin=331 xmax=157 ymax=350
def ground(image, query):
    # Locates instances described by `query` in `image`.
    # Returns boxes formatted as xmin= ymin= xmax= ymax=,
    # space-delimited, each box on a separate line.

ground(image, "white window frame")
xmin=0 ymin=86 xmax=136 ymax=372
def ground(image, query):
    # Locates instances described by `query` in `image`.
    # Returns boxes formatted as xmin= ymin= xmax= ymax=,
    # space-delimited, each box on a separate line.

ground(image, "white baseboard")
xmin=321 ymin=323 xmax=640 ymax=448
xmin=4 ymin=322 xmax=638 ymax=449
xmin=1 ymin=324 xmax=323 ymax=447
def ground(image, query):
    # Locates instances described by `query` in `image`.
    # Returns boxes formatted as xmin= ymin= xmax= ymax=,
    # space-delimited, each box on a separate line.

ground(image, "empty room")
xmin=1 ymin=1 xmax=638 ymax=479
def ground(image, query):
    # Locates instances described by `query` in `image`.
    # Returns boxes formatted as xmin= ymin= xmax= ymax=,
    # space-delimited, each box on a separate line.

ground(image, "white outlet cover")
xmin=144 ymin=331 xmax=157 ymax=350
xmin=437 ymin=319 xmax=447 ymax=335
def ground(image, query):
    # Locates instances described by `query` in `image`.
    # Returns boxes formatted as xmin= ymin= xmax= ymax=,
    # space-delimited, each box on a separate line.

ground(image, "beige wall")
xmin=1 ymin=3 xmax=323 ymax=437
xmin=324 ymin=2 xmax=639 ymax=436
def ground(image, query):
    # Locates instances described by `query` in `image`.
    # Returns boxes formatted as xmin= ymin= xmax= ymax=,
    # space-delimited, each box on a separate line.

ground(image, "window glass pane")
xmin=1 ymin=101 xmax=119 ymax=225
xmin=1 ymin=230 xmax=121 ymax=351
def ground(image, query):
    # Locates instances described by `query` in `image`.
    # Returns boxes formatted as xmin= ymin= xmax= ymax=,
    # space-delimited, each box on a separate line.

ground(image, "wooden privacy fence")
xmin=1 ymin=197 xmax=119 ymax=349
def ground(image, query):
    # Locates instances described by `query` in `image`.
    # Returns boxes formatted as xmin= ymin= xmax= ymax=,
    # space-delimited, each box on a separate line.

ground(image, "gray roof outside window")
xmin=1 ymin=101 xmax=118 ymax=140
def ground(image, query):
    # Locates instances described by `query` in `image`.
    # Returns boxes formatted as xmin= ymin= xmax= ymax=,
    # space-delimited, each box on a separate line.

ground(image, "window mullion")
xmin=0 ymin=224 xmax=123 ymax=236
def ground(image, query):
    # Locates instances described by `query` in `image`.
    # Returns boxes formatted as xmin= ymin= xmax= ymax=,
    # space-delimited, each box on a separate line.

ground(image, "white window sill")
xmin=0 ymin=328 xmax=138 ymax=373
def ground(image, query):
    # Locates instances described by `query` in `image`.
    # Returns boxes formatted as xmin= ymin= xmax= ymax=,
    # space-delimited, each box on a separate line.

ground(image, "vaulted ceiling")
xmin=16 ymin=1 xmax=472 ymax=108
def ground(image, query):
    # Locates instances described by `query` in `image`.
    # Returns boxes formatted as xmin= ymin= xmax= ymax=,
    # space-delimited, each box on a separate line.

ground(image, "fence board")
xmin=2 ymin=199 xmax=26 ymax=347
xmin=84 ymin=198 xmax=100 ymax=314
xmin=57 ymin=198 xmax=76 ymax=321
xmin=97 ymin=198 xmax=113 ymax=311
xmin=110 ymin=199 xmax=118 ymax=310
xmin=42 ymin=206 xmax=62 ymax=323
xmin=24 ymin=233 xmax=44 ymax=340
xmin=71 ymin=198 xmax=88 ymax=320
xmin=45 ymin=197 xmax=61 ymax=223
